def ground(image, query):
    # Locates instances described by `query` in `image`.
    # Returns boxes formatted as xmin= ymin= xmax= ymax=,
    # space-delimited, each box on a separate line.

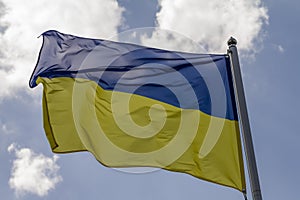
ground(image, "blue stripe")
xmin=30 ymin=30 xmax=238 ymax=120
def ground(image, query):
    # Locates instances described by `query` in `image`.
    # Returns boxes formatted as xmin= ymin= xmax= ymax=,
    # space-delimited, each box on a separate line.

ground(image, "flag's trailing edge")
xmin=30 ymin=30 xmax=245 ymax=191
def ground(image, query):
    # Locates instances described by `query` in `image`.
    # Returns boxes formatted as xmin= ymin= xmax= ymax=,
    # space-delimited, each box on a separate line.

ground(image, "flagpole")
xmin=227 ymin=37 xmax=263 ymax=200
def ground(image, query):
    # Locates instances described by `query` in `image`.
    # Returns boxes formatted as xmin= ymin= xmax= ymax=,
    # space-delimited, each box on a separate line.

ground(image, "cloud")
xmin=8 ymin=143 xmax=62 ymax=197
xmin=140 ymin=28 xmax=206 ymax=53
xmin=0 ymin=121 xmax=14 ymax=134
xmin=0 ymin=0 xmax=124 ymax=98
xmin=148 ymin=0 xmax=268 ymax=53
xmin=276 ymin=44 xmax=285 ymax=53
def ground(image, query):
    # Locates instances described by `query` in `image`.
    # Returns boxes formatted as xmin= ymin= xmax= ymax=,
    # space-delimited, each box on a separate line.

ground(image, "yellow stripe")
xmin=37 ymin=77 xmax=245 ymax=191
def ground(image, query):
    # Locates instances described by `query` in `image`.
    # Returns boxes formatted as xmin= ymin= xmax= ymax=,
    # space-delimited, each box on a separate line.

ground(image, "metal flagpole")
xmin=227 ymin=37 xmax=263 ymax=200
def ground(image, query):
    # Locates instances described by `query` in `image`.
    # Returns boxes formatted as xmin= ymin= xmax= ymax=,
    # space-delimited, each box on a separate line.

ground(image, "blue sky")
xmin=0 ymin=0 xmax=299 ymax=199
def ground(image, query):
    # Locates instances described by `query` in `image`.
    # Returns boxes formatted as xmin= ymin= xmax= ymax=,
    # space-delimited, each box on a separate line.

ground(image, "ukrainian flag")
xmin=30 ymin=30 xmax=245 ymax=191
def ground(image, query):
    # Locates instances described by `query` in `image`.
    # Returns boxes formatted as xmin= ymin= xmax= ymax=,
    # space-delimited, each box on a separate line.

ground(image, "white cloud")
xmin=0 ymin=121 xmax=14 ymax=134
xmin=149 ymin=0 xmax=268 ymax=53
xmin=140 ymin=28 xmax=206 ymax=53
xmin=7 ymin=143 xmax=15 ymax=152
xmin=8 ymin=143 xmax=62 ymax=197
xmin=276 ymin=44 xmax=285 ymax=53
xmin=0 ymin=0 xmax=124 ymax=98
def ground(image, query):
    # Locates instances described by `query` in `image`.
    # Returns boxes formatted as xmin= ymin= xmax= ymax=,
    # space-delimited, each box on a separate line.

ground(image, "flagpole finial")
xmin=227 ymin=37 xmax=237 ymax=46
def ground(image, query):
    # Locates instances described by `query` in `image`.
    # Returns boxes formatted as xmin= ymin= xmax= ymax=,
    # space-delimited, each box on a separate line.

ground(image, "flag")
xmin=30 ymin=30 xmax=245 ymax=191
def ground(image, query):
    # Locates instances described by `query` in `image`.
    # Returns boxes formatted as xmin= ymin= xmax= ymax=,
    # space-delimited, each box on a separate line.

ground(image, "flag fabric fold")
xmin=30 ymin=30 xmax=245 ymax=191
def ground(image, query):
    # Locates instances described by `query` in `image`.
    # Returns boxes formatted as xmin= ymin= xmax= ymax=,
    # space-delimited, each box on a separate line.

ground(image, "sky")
xmin=0 ymin=0 xmax=299 ymax=199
